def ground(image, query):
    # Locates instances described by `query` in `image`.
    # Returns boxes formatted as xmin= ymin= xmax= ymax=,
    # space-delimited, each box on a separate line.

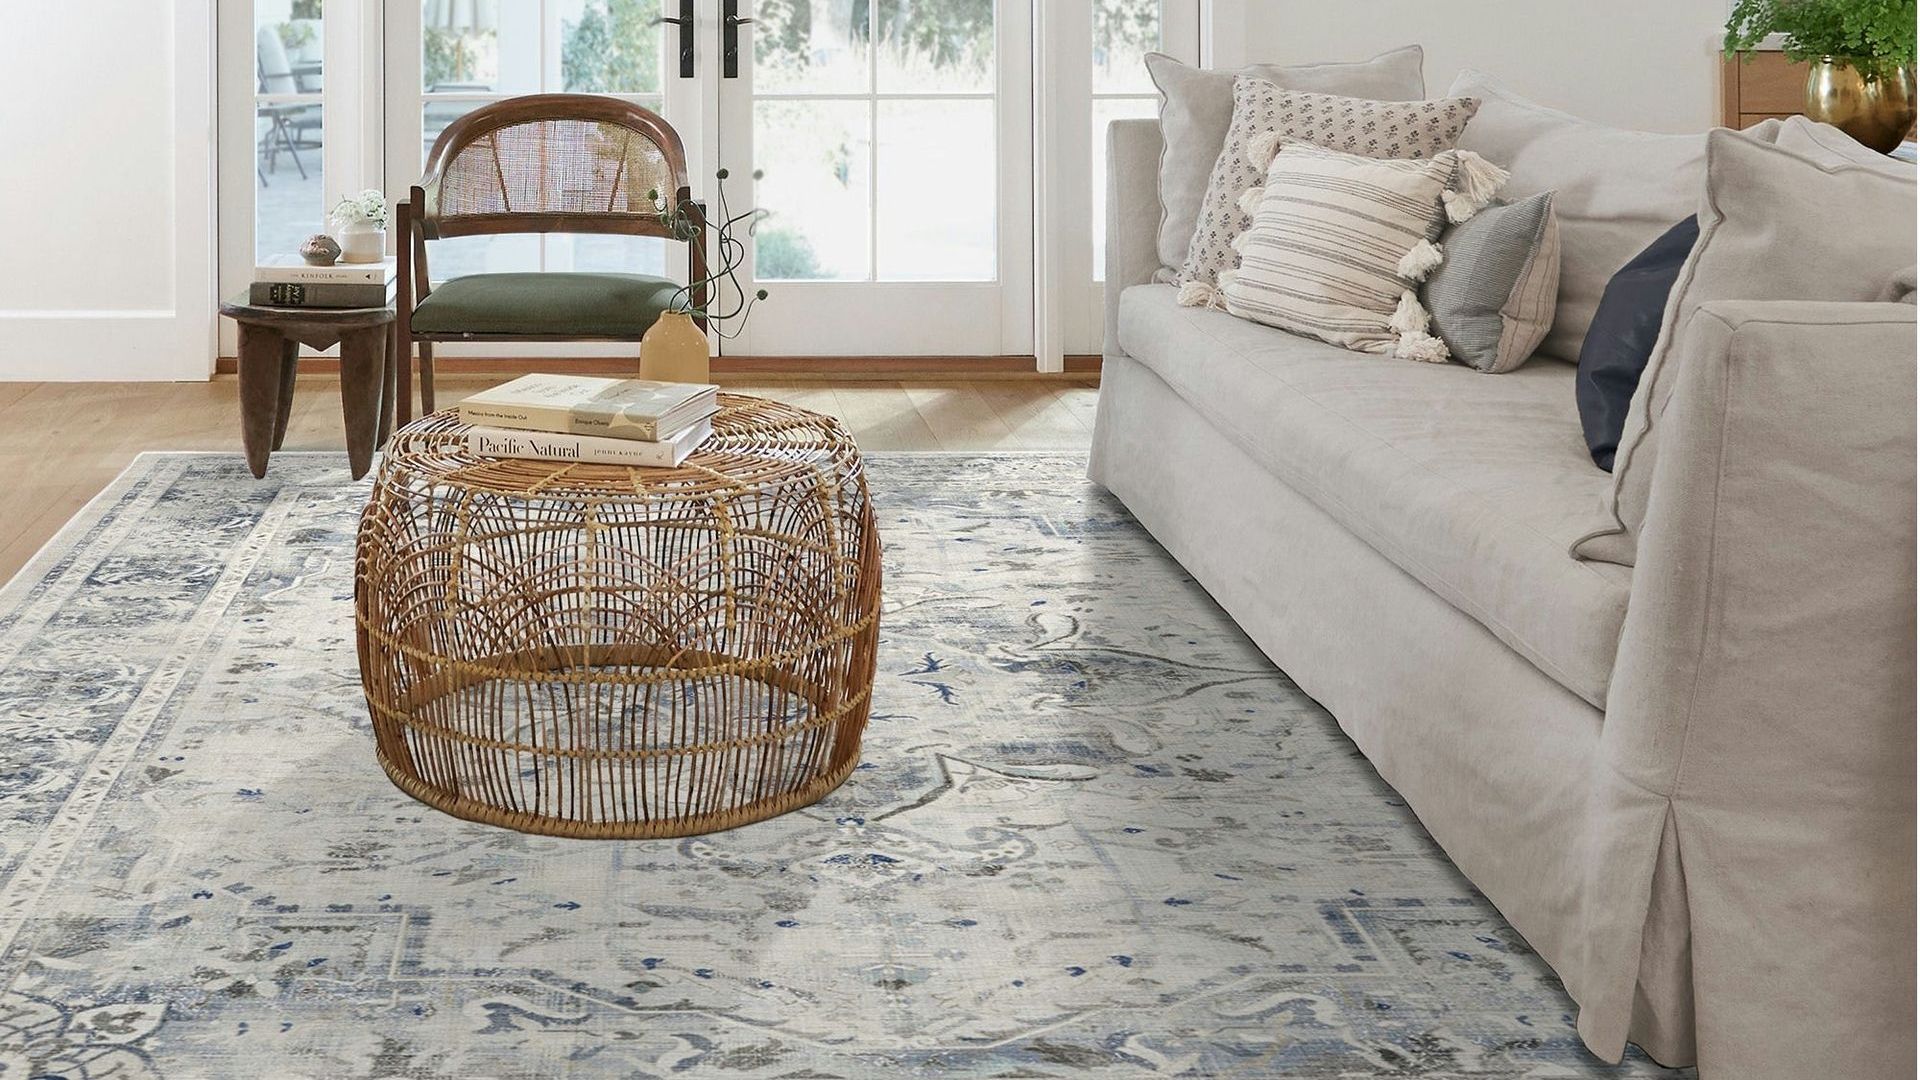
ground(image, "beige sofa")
xmin=1091 ymin=111 xmax=1916 ymax=1077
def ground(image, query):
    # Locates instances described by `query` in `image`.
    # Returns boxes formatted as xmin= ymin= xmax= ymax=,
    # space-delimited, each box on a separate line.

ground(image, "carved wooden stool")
xmin=218 ymin=298 xmax=397 ymax=479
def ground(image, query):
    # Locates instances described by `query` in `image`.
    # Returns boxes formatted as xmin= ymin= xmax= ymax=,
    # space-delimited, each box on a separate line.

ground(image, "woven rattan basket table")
xmin=354 ymin=396 xmax=881 ymax=838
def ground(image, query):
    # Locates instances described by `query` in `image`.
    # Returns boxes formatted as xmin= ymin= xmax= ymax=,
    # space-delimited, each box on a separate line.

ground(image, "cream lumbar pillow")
xmin=1176 ymin=77 xmax=1481 ymax=310
xmin=1219 ymin=139 xmax=1508 ymax=362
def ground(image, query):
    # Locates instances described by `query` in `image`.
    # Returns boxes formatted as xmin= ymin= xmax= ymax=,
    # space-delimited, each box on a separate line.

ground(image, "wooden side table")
xmin=218 ymin=298 xmax=397 ymax=480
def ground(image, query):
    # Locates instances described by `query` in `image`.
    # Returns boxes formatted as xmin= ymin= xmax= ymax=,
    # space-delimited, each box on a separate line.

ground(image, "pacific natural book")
xmin=457 ymin=374 xmax=720 ymax=443
xmin=466 ymin=416 xmax=713 ymax=467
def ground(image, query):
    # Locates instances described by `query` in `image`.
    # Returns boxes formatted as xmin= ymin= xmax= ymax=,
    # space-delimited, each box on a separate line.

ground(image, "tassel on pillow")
xmin=1247 ymin=130 xmax=1286 ymax=168
xmin=1389 ymin=290 xmax=1451 ymax=363
xmin=1396 ymin=238 xmax=1444 ymax=282
xmin=1441 ymin=150 xmax=1510 ymax=223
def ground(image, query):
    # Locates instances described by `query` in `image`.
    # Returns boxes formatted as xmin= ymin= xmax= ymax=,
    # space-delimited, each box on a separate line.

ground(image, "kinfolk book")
xmin=466 ymin=416 xmax=713 ymax=467
xmin=457 ymin=374 xmax=720 ymax=443
xmin=253 ymin=255 xmax=397 ymax=286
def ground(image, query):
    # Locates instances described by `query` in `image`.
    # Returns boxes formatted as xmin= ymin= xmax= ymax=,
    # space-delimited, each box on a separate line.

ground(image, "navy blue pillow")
xmin=1575 ymin=216 xmax=1699 ymax=472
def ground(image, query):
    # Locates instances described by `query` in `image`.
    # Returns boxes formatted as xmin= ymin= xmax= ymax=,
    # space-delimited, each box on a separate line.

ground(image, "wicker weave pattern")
xmin=354 ymin=396 xmax=882 ymax=838
xmin=439 ymin=118 xmax=676 ymax=222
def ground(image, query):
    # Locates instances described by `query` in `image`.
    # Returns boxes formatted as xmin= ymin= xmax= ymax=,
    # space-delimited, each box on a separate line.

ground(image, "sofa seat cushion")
xmin=1117 ymin=283 xmax=1627 ymax=706
xmin=411 ymin=272 xmax=684 ymax=338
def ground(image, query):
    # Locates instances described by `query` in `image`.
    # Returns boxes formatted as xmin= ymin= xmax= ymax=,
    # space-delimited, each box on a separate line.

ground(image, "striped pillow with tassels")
xmin=1220 ymin=137 xmax=1508 ymax=363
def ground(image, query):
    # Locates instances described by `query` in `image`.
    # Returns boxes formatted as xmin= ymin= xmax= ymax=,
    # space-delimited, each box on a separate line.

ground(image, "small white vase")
xmin=335 ymin=220 xmax=386 ymax=264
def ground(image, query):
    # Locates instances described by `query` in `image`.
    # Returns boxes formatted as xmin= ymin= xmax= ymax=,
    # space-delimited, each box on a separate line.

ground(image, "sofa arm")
xmin=1104 ymin=118 xmax=1163 ymax=359
xmin=1602 ymin=299 xmax=1916 ymax=1072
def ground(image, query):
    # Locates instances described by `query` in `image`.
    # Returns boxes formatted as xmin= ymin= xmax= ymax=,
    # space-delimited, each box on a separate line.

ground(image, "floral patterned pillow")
xmin=1177 ymin=78 xmax=1480 ymax=309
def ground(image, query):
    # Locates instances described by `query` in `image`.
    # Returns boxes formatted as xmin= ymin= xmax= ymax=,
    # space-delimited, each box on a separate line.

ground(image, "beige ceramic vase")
xmin=639 ymin=311 xmax=710 ymax=383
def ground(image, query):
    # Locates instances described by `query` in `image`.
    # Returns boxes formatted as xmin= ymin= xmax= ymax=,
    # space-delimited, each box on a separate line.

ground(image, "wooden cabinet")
xmin=1721 ymin=51 xmax=1808 ymax=128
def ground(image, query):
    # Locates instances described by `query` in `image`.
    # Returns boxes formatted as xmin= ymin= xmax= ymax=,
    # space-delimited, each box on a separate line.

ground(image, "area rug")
xmin=0 ymin=452 xmax=1688 ymax=1079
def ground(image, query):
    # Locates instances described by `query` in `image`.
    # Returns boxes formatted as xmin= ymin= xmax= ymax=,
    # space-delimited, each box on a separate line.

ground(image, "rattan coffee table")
xmin=353 ymin=395 xmax=881 ymax=838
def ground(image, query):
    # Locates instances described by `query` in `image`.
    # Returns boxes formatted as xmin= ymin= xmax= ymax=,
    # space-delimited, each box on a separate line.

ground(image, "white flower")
xmin=330 ymin=189 xmax=388 ymax=229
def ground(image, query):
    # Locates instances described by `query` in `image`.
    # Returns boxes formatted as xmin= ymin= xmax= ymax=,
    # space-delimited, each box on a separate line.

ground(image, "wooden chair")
xmin=395 ymin=94 xmax=707 ymax=423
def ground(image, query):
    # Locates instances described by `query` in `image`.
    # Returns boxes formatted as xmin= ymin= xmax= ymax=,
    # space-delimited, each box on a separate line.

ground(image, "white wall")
xmin=1217 ymin=0 xmax=1731 ymax=133
xmin=0 ymin=2 xmax=216 ymax=380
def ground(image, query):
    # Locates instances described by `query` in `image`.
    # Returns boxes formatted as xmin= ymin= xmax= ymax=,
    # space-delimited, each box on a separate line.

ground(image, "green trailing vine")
xmin=1724 ymin=0 xmax=1918 ymax=70
xmin=652 ymin=169 xmax=769 ymax=340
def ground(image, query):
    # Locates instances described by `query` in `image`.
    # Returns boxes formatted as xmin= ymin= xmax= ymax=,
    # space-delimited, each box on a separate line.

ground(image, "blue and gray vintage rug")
xmin=0 ymin=452 xmax=1687 ymax=1078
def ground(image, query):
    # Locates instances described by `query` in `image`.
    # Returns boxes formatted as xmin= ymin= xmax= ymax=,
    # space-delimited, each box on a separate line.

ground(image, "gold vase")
xmin=1806 ymin=56 xmax=1917 ymax=154
xmin=638 ymin=311 xmax=710 ymax=383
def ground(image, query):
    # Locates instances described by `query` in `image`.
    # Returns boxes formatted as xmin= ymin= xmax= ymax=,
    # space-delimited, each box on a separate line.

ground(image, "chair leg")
xmin=377 ymin=323 xmax=397 ymax=446
xmin=274 ymin=116 xmax=307 ymax=180
xmin=418 ymin=341 xmax=436 ymax=414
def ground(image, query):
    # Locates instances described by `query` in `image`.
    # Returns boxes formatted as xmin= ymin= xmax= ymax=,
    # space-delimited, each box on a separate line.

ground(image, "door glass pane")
xmin=556 ymin=0 xmax=666 ymax=95
xmin=754 ymin=0 xmax=870 ymax=94
xmin=874 ymin=0 xmax=993 ymax=95
xmin=421 ymin=0 xmax=508 ymax=91
xmin=1093 ymin=0 xmax=1161 ymax=95
xmin=416 ymin=1 xmax=673 ymax=280
xmin=255 ymin=0 xmax=325 ymax=262
xmin=877 ymin=100 xmax=994 ymax=280
xmin=1091 ymin=97 xmax=1157 ymax=277
xmin=754 ymin=100 xmax=871 ymax=281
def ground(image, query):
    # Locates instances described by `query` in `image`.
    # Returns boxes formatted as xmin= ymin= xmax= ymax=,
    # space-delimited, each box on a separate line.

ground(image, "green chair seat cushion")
xmin=410 ymin=272 xmax=685 ymax=338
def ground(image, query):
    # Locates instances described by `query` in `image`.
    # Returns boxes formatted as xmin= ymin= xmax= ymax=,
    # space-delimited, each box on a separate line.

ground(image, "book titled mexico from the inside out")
xmin=466 ymin=416 xmax=713 ymax=468
xmin=457 ymin=373 xmax=719 ymax=443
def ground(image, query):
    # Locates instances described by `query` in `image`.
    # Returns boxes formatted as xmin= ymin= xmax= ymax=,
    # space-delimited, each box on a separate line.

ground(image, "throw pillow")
xmin=1776 ymin=115 xmax=1919 ymax=178
xmin=1445 ymin=70 xmax=1785 ymax=364
xmin=1220 ymin=141 xmax=1507 ymax=361
xmin=1570 ymin=131 xmax=1918 ymax=566
xmin=1146 ymin=48 xmax=1427 ymax=273
xmin=1177 ymin=80 xmax=1480 ymax=310
xmin=1422 ymin=191 xmax=1562 ymax=373
xmin=1573 ymin=215 xmax=1698 ymax=471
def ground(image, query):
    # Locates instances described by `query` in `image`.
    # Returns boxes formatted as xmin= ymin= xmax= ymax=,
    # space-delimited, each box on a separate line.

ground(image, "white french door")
xmin=218 ymin=0 xmax=1197 ymax=363
xmin=715 ymin=0 xmax=1033 ymax=357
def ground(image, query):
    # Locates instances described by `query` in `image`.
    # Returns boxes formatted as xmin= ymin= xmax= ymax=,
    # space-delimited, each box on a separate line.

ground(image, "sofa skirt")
xmin=1088 ymin=353 xmax=1680 ymax=1066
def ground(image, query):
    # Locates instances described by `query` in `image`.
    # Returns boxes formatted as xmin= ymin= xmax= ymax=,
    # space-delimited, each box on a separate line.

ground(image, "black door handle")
xmin=654 ymin=0 xmax=695 ymax=79
xmin=723 ymin=0 xmax=751 ymax=79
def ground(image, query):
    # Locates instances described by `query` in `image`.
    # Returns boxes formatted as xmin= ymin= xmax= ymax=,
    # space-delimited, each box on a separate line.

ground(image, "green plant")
xmin=561 ymin=0 xmax=661 ymax=94
xmin=275 ymin=21 xmax=316 ymax=52
xmin=1724 ymin=0 xmax=1918 ymax=68
xmin=754 ymin=226 xmax=824 ymax=280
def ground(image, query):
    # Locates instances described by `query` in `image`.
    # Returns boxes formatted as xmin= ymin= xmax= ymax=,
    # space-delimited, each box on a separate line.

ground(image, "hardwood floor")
xmin=0 ymin=374 xmax=1100 ymax=585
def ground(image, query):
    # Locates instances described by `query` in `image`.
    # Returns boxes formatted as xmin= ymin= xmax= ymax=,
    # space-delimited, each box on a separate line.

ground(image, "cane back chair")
xmin=395 ymin=94 xmax=708 ymax=423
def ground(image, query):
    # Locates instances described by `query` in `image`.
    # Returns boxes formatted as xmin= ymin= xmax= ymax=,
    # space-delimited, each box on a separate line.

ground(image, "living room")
xmin=0 ymin=1 xmax=1914 ymax=1076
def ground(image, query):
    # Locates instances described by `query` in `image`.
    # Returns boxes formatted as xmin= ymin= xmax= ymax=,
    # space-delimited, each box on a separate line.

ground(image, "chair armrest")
xmin=1104 ymin=118 xmax=1163 ymax=359
xmin=1602 ymin=298 xmax=1915 ymax=1068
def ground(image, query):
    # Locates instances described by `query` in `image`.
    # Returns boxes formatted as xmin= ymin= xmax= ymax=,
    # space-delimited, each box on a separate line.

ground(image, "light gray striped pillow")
xmin=1422 ymin=192 xmax=1562 ymax=373
xmin=1220 ymin=141 xmax=1506 ymax=362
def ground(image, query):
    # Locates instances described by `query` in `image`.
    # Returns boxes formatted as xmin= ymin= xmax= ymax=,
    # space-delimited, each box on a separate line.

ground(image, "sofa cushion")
xmin=1445 ymin=70 xmax=1782 ymax=364
xmin=1572 ymin=130 xmax=1919 ymax=566
xmin=411 ymin=272 xmax=685 ymax=338
xmin=1117 ymin=282 xmax=1627 ymax=706
xmin=1178 ymin=79 xmax=1479 ymax=308
xmin=1146 ymin=47 xmax=1428 ymax=273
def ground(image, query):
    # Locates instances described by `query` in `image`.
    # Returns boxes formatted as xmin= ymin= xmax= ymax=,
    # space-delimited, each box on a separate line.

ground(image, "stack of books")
xmin=252 ymin=256 xmax=397 ymax=308
xmin=457 ymin=374 xmax=720 ymax=468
